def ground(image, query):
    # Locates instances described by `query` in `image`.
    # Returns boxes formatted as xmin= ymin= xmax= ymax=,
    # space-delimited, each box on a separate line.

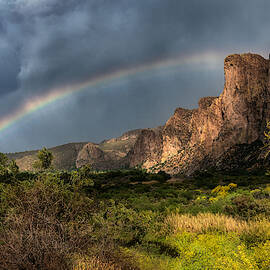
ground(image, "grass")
xmin=165 ymin=213 xmax=248 ymax=233
xmin=73 ymin=257 xmax=121 ymax=270
xmin=164 ymin=213 xmax=270 ymax=249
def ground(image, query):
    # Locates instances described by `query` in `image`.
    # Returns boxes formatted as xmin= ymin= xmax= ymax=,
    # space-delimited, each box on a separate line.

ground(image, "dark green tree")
xmin=264 ymin=121 xmax=270 ymax=158
xmin=0 ymin=153 xmax=9 ymax=181
xmin=33 ymin=147 xmax=54 ymax=171
xmin=0 ymin=152 xmax=8 ymax=167
xmin=8 ymin=159 xmax=19 ymax=175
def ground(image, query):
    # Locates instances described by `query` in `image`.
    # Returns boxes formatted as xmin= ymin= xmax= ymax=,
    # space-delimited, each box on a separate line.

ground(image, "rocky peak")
xmin=223 ymin=54 xmax=269 ymax=98
xmin=76 ymin=129 xmax=143 ymax=170
xmin=76 ymin=143 xmax=105 ymax=169
xmin=221 ymin=53 xmax=270 ymax=143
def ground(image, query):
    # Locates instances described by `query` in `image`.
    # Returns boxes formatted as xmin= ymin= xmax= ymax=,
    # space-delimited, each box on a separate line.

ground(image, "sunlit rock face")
xmin=128 ymin=53 xmax=270 ymax=174
xmin=221 ymin=54 xmax=270 ymax=143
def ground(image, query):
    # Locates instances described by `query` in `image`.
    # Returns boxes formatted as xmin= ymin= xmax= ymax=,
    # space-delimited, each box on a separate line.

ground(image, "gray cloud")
xmin=0 ymin=0 xmax=270 ymax=152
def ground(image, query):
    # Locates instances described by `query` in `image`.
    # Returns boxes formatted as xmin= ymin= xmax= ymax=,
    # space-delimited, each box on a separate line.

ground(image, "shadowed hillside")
xmin=7 ymin=142 xmax=87 ymax=171
xmin=7 ymin=129 xmax=143 ymax=171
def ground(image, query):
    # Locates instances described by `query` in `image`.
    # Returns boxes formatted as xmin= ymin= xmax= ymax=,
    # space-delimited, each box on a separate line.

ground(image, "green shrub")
xmin=225 ymin=195 xmax=270 ymax=219
xmin=91 ymin=200 xmax=160 ymax=246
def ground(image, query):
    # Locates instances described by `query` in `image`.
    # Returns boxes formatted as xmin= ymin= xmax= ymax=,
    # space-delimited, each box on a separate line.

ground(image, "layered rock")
xmin=128 ymin=53 xmax=270 ymax=174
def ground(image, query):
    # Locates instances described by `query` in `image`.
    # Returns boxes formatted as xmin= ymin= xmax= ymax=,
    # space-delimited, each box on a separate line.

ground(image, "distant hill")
xmin=7 ymin=142 xmax=88 ymax=171
xmin=7 ymin=129 xmax=143 ymax=171
xmin=75 ymin=129 xmax=143 ymax=170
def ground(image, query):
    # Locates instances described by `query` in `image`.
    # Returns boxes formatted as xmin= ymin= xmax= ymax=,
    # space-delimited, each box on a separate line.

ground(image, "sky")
xmin=0 ymin=0 xmax=270 ymax=153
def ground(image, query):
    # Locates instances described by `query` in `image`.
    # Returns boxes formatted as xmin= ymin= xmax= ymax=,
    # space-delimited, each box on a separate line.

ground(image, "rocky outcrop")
xmin=75 ymin=129 xmax=143 ymax=170
xmin=76 ymin=143 xmax=107 ymax=169
xmin=128 ymin=127 xmax=163 ymax=168
xmin=127 ymin=53 xmax=270 ymax=174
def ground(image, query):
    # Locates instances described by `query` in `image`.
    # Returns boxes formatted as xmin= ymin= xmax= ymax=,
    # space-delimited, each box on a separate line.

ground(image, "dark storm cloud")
xmin=0 ymin=0 xmax=270 ymax=152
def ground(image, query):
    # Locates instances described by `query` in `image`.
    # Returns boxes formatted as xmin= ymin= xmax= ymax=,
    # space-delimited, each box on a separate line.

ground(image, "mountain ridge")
xmin=7 ymin=53 xmax=270 ymax=174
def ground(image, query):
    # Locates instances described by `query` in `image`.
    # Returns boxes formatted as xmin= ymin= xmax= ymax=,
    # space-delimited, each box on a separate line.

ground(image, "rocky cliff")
xmin=128 ymin=53 xmax=270 ymax=174
xmin=8 ymin=53 xmax=270 ymax=174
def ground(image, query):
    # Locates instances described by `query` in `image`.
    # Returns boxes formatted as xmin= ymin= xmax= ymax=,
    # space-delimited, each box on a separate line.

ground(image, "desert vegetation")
xmin=0 ymin=147 xmax=270 ymax=269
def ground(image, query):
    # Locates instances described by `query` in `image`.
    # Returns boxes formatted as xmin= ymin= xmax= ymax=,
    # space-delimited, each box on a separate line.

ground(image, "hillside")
xmin=7 ymin=129 xmax=143 ymax=171
xmin=7 ymin=142 xmax=88 ymax=171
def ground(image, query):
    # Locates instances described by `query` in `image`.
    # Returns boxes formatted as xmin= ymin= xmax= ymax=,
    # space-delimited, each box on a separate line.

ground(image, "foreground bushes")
xmin=0 ymin=174 xmax=137 ymax=270
xmin=162 ymin=233 xmax=267 ymax=270
xmin=73 ymin=256 xmax=122 ymax=270
xmin=0 ymin=175 xmax=92 ymax=269
xmin=0 ymin=169 xmax=270 ymax=269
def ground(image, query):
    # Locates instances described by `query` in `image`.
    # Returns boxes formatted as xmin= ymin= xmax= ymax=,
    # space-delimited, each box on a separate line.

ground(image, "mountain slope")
xmin=7 ymin=129 xmax=143 ymax=171
xmin=7 ymin=142 xmax=88 ymax=170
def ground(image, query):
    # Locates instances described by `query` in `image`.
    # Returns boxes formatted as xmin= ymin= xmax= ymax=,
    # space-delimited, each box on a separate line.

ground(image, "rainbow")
xmin=0 ymin=51 xmax=224 ymax=133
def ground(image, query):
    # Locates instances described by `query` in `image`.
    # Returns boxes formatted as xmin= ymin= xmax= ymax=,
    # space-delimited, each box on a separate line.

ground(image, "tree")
xmin=79 ymin=164 xmax=92 ymax=178
xmin=8 ymin=159 xmax=19 ymax=176
xmin=264 ymin=121 xmax=270 ymax=158
xmin=33 ymin=147 xmax=54 ymax=171
xmin=0 ymin=152 xmax=8 ymax=167
xmin=0 ymin=153 xmax=9 ymax=181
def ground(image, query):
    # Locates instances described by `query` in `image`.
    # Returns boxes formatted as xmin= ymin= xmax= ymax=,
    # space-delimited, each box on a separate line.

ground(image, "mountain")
xmin=128 ymin=53 xmax=270 ymax=174
xmin=7 ymin=53 xmax=270 ymax=174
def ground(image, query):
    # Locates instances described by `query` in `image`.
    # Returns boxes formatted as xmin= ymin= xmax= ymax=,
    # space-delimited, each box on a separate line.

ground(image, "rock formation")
xmin=8 ymin=53 xmax=270 ymax=175
xmin=76 ymin=129 xmax=142 ymax=170
xmin=128 ymin=53 xmax=270 ymax=174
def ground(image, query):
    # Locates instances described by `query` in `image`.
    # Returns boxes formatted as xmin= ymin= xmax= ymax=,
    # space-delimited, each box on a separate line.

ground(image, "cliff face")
xmin=128 ymin=127 xmax=163 ymax=168
xmin=128 ymin=53 xmax=270 ymax=174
